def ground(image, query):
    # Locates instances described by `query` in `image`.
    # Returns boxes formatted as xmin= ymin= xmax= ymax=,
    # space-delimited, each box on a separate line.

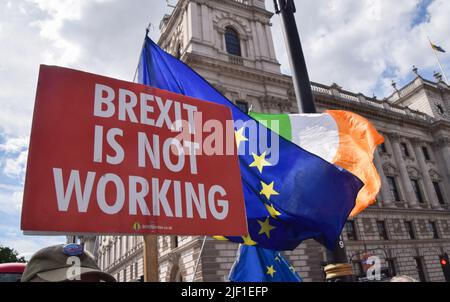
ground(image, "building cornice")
xmin=362 ymin=206 xmax=450 ymax=217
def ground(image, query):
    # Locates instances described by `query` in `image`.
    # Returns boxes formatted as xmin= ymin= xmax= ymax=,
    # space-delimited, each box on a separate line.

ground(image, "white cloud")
xmin=268 ymin=0 xmax=450 ymax=96
xmin=0 ymin=186 xmax=23 ymax=214
xmin=3 ymin=151 xmax=28 ymax=181
xmin=0 ymin=136 xmax=29 ymax=154
xmin=0 ymin=135 xmax=29 ymax=181
xmin=0 ymin=224 xmax=64 ymax=259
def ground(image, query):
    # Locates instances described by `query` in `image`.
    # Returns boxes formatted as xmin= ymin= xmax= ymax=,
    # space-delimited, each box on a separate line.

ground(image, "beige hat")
xmin=21 ymin=244 xmax=116 ymax=282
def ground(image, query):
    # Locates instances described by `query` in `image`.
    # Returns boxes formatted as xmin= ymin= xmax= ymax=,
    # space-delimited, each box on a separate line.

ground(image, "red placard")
xmin=21 ymin=65 xmax=247 ymax=236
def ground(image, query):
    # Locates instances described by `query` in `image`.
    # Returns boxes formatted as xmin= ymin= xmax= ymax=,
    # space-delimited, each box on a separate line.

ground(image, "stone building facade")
xmin=96 ymin=0 xmax=450 ymax=282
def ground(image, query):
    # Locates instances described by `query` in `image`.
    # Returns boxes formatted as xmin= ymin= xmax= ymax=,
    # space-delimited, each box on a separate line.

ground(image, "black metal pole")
xmin=274 ymin=0 xmax=353 ymax=282
xmin=275 ymin=0 xmax=316 ymax=114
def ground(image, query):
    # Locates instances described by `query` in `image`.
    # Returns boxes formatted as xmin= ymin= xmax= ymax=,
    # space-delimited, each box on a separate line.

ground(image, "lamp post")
xmin=273 ymin=0 xmax=353 ymax=282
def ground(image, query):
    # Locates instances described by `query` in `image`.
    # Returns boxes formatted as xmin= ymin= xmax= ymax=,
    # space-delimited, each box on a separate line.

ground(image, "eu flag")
xmin=138 ymin=36 xmax=363 ymax=250
xmin=229 ymin=245 xmax=303 ymax=282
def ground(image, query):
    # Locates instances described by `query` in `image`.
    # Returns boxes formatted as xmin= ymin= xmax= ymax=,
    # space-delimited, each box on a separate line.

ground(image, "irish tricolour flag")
xmin=251 ymin=110 xmax=384 ymax=217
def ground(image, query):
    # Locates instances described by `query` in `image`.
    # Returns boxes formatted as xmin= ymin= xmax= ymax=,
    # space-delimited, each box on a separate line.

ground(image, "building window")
xmin=411 ymin=179 xmax=424 ymax=204
xmin=177 ymin=273 xmax=183 ymax=282
xmin=175 ymin=44 xmax=182 ymax=59
xmin=130 ymin=264 xmax=134 ymax=280
xmin=352 ymin=261 xmax=364 ymax=278
xmin=345 ymin=221 xmax=358 ymax=241
xmin=405 ymin=221 xmax=416 ymax=239
xmin=386 ymin=176 xmax=401 ymax=201
xmin=433 ymin=182 xmax=446 ymax=205
xmin=123 ymin=269 xmax=127 ymax=282
xmin=422 ymin=146 xmax=431 ymax=161
xmin=236 ymin=100 xmax=249 ymax=113
xmin=225 ymin=27 xmax=241 ymax=56
xmin=380 ymin=143 xmax=387 ymax=153
xmin=377 ymin=220 xmax=389 ymax=240
xmin=429 ymin=221 xmax=440 ymax=239
xmin=400 ymin=142 xmax=410 ymax=157
xmin=386 ymin=259 xmax=397 ymax=277
xmin=437 ymin=104 xmax=445 ymax=115
xmin=173 ymin=236 xmax=179 ymax=248
xmin=414 ymin=257 xmax=427 ymax=282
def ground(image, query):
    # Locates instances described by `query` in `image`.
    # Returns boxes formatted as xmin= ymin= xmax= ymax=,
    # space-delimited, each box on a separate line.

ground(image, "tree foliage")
xmin=0 ymin=245 xmax=26 ymax=263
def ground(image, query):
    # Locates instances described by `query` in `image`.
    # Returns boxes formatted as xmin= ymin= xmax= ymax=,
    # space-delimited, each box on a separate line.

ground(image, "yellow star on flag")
xmin=265 ymin=203 xmax=281 ymax=219
xmin=260 ymin=181 xmax=279 ymax=201
xmin=235 ymin=128 xmax=248 ymax=149
xmin=213 ymin=236 xmax=229 ymax=241
xmin=289 ymin=265 xmax=296 ymax=272
xmin=249 ymin=152 xmax=271 ymax=173
xmin=242 ymin=235 xmax=257 ymax=246
xmin=275 ymin=256 xmax=281 ymax=262
xmin=257 ymin=217 xmax=276 ymax=239
xmin=266 ymin=265 xmax=276 ymax=278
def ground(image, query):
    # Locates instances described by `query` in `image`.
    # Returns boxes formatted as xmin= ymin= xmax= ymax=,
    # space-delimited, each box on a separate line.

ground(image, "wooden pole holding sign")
xmin=143 ymin=235 xmax=159 ymax=282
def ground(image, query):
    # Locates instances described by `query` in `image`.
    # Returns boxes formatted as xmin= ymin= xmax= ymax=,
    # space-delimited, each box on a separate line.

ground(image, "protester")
xmin=390 ymin=275 xmax=418 ymax=282
xmin=21 ymin=244 xmax=115 ymax=282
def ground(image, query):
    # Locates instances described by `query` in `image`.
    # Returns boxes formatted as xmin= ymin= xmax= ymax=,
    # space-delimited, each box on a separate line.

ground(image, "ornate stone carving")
xmin=429 ymin=169 xmax=442 ymax=182
xmin=392 ymin=219 xmax=402 ymax=234
xmin=407 ymin=166 xmax=422 ymax=179
xmin=383 ymin=162 xmax=398 ymax=176
xmin=362 ymin=218 xmax=374 ymax=233
xmin=213 ymin=12 xmax=251 ymax=39
xmin=441 ymin=220 xmax=450 ymax=232
xmin=388 ymin=132 xmax=402 ymax=141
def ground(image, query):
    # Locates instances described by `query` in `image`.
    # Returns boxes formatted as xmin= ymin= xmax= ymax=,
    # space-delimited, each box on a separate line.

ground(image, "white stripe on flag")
xmin=289 ymin=113 xmax=340 ymax=163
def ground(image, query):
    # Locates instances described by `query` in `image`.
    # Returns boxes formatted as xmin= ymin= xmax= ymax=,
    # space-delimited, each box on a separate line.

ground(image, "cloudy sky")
xmin=0 ymin=0 xmax=449 ymax=259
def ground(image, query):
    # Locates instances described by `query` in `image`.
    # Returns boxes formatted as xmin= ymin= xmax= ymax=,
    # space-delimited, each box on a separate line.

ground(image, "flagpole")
xmin=428 ymin=36 xmax=449 ymax=85
xmin=135 ymin=25 xmax=159 ymax=282
xmin=274 ymin=0 xmax=353 ymax=282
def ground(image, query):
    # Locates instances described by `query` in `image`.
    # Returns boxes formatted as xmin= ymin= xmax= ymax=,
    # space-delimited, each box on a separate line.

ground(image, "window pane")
xmin=414 ymin=257 xmax=427 ymax=282
xmin=387 ymin=177 xmax=400 ymax=201
xmin=345 ymin=221 xmax=357 ymax=241
xmin=405 ymin=221 xmax=415 ymax=239
xmin=377 ymin=221 xmax=388 ymax=240
xmin=433 ymin=182 xmax=446 ymax=205
xmin=429 ymin=221 xmax=439 ymax=239
xmin=411 ymin=179 xmax=424 ymax=204
xmin=400 ymin=143 xmax=409 ymax=157
xmin=225 ymin=27 xmax=241 ymax=56
xmin=422 ymin=146 xmax=430 ymax=161
xmin=236 ymin=101 xmax=249 ymax=113
xmin=386 ymin=259 xmax=397 ymax=277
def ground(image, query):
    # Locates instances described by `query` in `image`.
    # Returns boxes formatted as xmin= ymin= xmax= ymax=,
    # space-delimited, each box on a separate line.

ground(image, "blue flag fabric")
xmin=229 ymin=245 xmax=302 ymax=282
xmin=138 ymin=36 xmax=363 ymax=250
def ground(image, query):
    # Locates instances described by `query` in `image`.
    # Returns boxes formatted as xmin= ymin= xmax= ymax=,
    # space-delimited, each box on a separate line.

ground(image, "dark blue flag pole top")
xmin=138 ymin=32 xmax=363 ymax=251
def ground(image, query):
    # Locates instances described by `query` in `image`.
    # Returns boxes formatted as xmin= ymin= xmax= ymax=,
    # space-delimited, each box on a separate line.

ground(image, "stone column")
xmin=436 ymin=137 xmax=450 ymax=200
xmin=412 ymin=139 xmax=441 ymax=209
xmin=390 ymin=133 xmax=419 ymax=208
xmin=373 ymin=149 xmax=395 ymax=207
xmin=437 ymin=137 xmax=450 ymax=178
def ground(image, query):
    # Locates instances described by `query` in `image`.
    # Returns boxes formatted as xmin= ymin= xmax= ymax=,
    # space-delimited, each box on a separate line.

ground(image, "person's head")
xmin=390 ymin=275 xmax=418 ymax=282
xmin=21 ymin=244 xmax=116 ymax=282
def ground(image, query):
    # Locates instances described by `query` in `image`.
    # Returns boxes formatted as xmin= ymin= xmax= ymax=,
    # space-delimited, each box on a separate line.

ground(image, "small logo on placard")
xmin=133 ymin=222 xmax=142 ymax=232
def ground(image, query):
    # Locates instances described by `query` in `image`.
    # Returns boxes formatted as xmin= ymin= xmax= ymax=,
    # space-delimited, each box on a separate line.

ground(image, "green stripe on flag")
xmin=250 ymin=112 xmax=292 ymax=141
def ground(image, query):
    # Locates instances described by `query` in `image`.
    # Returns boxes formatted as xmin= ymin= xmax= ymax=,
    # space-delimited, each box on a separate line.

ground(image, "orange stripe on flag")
xmin=326 ymin=110 xmax=384 ymax=217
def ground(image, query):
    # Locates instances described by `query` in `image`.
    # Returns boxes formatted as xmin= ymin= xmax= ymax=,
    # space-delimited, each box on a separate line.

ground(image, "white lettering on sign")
xmin=52 ymin=169 xmax=229 ymax=220
xmin=93 ymin=83 xmax=198 ymax=134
